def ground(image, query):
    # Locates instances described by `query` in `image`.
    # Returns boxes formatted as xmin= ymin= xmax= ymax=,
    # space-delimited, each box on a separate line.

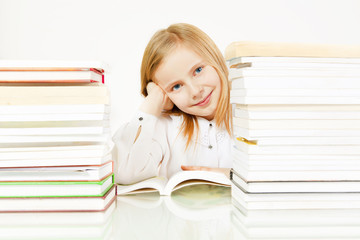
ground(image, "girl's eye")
xmin=194 ymin=66 xmax=203 ymax=75
xmin=172 ymin=84 xmax=181 ymax=91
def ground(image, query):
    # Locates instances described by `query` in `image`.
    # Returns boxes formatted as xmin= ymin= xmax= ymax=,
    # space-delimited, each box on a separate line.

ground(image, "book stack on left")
xmin=0 ymin=60 xmax=115 ymax=212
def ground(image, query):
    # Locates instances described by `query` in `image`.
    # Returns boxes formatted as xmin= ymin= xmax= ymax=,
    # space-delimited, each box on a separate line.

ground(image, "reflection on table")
xmin=231 ymin=197 xmax=360 ymax=240
xmin=114 ymin=185 xmax=233 ymax=240
xmin=2 ymin=184 xmax=360 ymax=239
xmin=0 ymin=202 xmax=115 ymax=240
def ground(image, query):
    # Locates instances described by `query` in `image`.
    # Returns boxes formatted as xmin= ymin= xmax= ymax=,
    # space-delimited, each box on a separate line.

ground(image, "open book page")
xmin=116 ymin=176 xmax=168 ymax=195
xmin=163 ymin=170 xmax=231 ymax=195
xmin=116 ymin=170 xmax=231 ymax=196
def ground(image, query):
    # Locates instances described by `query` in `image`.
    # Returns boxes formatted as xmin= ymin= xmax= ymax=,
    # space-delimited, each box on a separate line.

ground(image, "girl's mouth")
xmin=195 ymin=91 xmax=212 ymax=106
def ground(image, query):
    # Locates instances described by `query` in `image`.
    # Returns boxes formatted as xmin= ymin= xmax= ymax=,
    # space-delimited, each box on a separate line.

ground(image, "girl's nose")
xmin=189 ymin=82 xmax=204 ymax=100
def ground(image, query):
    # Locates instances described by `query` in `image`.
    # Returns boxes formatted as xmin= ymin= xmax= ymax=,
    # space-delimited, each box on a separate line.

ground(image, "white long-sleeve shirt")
xmin=113 ymin=111 xmax=233 ymax=184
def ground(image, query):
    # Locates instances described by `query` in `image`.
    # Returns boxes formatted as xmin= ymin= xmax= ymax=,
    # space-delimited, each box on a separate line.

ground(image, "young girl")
xmin=113 ymin=23 xmax=233 ymax=184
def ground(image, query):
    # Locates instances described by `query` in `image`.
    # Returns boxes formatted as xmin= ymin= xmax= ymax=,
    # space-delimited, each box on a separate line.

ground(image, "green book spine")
xmin=0 ymin=175 xmax=114 ymax=198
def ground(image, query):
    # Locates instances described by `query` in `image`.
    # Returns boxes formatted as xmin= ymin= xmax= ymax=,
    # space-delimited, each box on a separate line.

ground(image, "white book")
xmin=234 ymin=136 xmax=360 ymax=146
xmin=232 ymin=146 xmax=360 ymax=163
xmin=0 ymin=154 xmax=112 ymax=168
xmin=236 ymin=161 xmax=360 ymax=171
xmin=0 ymin=96 xmax=110 ymax=105
xmin=0 ymin=186 xmax=115 ymax=213
xmin=0 ymin=113 xmax=109 ymax=122
xmin=232 ymin=182 xmax=360 ymax=201
xmin=233 ymin=118 xmax=360 ymax=129
xmin=231 ymin=88 xmax=360 ymax=97
xmin=0 ymin=175 xmax=113 ymax=197
xmin=234 ymin=104 xmax=360 ymax=111
xmin=229 ymin=68 xmax=360 ymax=79
xmin=231 ymin=170 xmax=360 ymax=193
xmin=0 ymin=134 xmax=110 ymax=143
xmin=233 ymin=162 xmax=360 ymax=181
xmin=0 ymin=60 xmax=106 ymax=70
xmin=234 ymin=126 xmax=360 ymax=138
xmin=0 ymin=144 xmax=110 ymax=160
xmin=231 ymin=77 xmax=360 ymax=89
xmin=235 ymin=140 xmax=360 ymax=155
xmin=0 ymin=120 xmax=109 ymax=135
xmin=229 ymin=60 xmax=360 ymax=69
xmin=0 ymin=104 xmax=110 ymax=114
xmin=231 ymin=96 xmax=360 ymax=104
xmin=232 ymin=149 xmax=360 ymax=170
xmin=0 ymin=84 xmax=108 ymax=97
xmin=0 ymin=126 xmax=110 ymax=136
xmin=0 ymin=161 xmax=113 ymax=182
xmin=0 ymin=70 xmax=103 ymax=82
xmin=234 ymin=108 xmax=360 ymax=120
xmin=228 ymin=56 xmax=360 ymax=65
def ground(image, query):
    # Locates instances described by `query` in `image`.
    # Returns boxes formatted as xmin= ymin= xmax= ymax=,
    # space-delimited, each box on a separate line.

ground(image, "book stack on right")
xmin=225 ymin=42 xmax=360 ymax=211
xmin=0 ymin=60 xmax=115 ymax=213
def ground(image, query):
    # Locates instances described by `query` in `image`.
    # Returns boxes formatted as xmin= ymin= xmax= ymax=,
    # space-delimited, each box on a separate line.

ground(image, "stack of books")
xmin=0 ymin=60 xmax=115 ymax=212
xmin=225 ymin=42 xmax=360 ymax=210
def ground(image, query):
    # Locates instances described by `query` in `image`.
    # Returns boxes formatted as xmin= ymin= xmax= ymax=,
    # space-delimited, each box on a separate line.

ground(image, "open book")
xmin=116 ymin=170 xmax=231 ymax=196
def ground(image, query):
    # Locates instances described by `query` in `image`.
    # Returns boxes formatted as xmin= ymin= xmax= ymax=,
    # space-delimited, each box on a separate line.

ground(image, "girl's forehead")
xmin=154 ymin=45 xmax=203 ymax=83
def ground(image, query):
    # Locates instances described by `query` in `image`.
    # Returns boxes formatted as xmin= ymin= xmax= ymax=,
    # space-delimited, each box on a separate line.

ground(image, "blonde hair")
xmin=140 ymin=23 xmax=232 ymax=148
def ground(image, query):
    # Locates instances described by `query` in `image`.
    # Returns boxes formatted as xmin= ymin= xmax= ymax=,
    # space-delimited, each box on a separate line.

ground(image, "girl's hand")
xmin=146 ymin=82 xmax=174 ymax=111
xmin=140 ymin=82 xmax=174 ymax=116
xmin=181 ymin=165 xmax=231 ymax=178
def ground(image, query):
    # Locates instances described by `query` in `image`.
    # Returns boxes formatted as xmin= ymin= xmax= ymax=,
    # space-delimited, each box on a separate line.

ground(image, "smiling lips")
xmin=194 ymin=91 xmax=212 ymax=106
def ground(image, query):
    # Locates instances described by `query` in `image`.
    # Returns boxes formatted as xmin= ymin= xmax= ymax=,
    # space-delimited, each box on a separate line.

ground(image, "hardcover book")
xmin=0 ymin=185 xmax=116 ymax=212
xmin=0 ymin=174 xmax=113 ymax=197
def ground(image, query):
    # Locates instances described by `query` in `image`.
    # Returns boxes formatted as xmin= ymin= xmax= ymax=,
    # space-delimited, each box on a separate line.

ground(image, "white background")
xmin=1 ymin=0 xmax=359 ymax=134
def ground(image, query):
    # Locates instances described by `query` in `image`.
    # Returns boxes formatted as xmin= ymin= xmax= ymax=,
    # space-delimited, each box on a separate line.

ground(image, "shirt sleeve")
xmin=112 ymin=111 xmax=169 ymax=184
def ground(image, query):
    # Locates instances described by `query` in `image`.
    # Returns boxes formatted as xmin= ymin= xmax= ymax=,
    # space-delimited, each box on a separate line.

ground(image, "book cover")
xmin=0 ymin=144 xmax=111 ymax=160
xmin=0 ymin=95 xmax=110 ymax=105
xmin=0 ymin=104 xmax=110 ymax=114
xmin=231 ymin=169 xmax=360 ymax=193
xmin=0 ymin=70 xmax=103 ymax=83
xmin=231 ymin=88 xmax=360 ymax=97
xmin=0 ymin=60 xmax=106 ymax=83
xmin=233 ymin=118 xmax=360 ymax=130
xmin=231 ymin=95 xmax=360 ymax=105
xmin=0 ymin=153 xmax=112 ymax=168
xmin=234 ymin=139 xmax=360 ymax=155
xmin=0 ymin=83 xmax=108 ymax=97
xmin=230 ymin=76 xmax=360 ymax=89
xmin=0 ymin=174 xmax=113 ymax=197
xmin=234 ymin=108 xmax=360 ymax=120
xmin=0 ymin=161 xmax=113 ymax=182
xmin=234 ymin=126 xmax=360 ymax=138
xmin=0 ymin=185 xmax=116 ymax=212
xmin=225 ymin=41 xmax=360 ymax=60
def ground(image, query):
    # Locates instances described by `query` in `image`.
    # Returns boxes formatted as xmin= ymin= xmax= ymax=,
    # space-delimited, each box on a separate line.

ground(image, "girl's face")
xmin=154 ymin=45 xmax=221 ymax=121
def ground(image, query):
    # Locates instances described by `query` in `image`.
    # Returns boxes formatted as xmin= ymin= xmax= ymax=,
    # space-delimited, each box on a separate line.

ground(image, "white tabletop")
xmin=1 ymin=185 xmax=360 ymax=240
